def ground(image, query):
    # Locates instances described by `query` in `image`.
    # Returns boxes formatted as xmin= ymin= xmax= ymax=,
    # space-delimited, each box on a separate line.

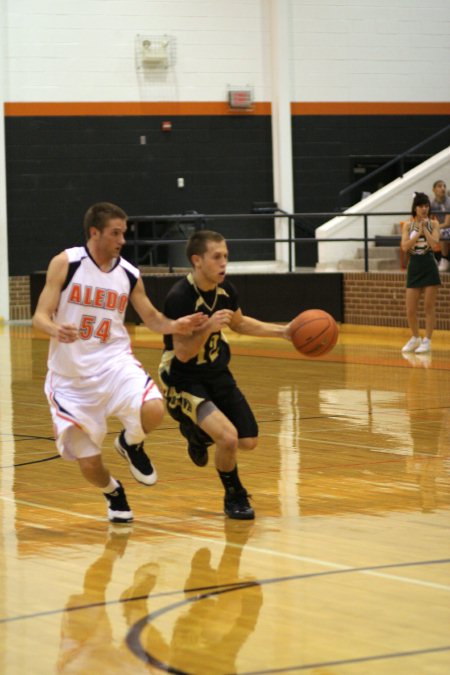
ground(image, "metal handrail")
xmin=337 ymin=124 xmax=450 ymax=205
xmin=127 ymin=210 xmax=449 ymax=273
xmin=129 ymin=211 xmax=421 ymax=220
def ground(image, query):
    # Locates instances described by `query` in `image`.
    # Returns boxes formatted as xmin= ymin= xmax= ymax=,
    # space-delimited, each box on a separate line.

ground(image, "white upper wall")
xmin=5 ymin=0 xmax=271 ymax=101
xmin=291 ymin=0 xmax=450 ymax=101
xmin=4 ymin=0 xmax=450 ymax=102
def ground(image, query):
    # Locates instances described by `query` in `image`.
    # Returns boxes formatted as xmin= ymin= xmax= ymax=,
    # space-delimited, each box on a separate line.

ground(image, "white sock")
xmin=124 ymin=429 xmax=145 ymax=446
xmin=102 ymin=477 xmax=120 ymax=494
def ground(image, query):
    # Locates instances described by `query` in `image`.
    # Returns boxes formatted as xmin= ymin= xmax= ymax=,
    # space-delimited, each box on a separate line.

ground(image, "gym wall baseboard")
xmin=22 ymin=270 xmax=450 ymax=329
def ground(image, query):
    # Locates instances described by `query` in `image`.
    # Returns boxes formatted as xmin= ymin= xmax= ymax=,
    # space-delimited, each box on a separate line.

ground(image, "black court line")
xmin=0 ymin=433 xmax=55 ymax=443
xmin=10 ymin=454 xmax=60 ymax=468
xmin=127 ymin=581 xmax=260 ymax=674
xmin=1 ymin=454 xmax=60 ymax=469
xmin=4 ymin=405 xmax=449 ymax=468
xmin=2 ymin=556 xmax=449 ymax=674
xmin=239 ymin=645 xmax=450 ymax=674
xmin=1 ymin=556 xmax=448 ymax=626
xmin=125 ymin=558 xmax=450 ymax=673
xmin=0 ymin=430 xmax=59 ymax=469
xmin=1 ymin=405 xmax=447 ymax=447
xmin=0 ymin=580 xmax=257 ymax=625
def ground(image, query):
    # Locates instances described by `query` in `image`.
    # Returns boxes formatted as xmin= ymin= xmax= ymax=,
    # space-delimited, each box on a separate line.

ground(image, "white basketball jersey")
xmin=48 ymin=246 xmax=140 ymax=377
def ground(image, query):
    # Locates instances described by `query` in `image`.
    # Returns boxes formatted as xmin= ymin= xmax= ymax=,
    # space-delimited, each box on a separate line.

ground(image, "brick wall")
xmin=9 ymin=272 xmax=450 ymax=329
xmin=344 ymin=271 xmax=450 ymax=330
xmin=9 ymin=276 xmax=31 ymax=321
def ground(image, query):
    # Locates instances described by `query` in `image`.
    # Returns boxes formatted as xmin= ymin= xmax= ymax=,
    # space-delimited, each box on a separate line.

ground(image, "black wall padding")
xmin=30 ymin=272 xmax=343 ymax=324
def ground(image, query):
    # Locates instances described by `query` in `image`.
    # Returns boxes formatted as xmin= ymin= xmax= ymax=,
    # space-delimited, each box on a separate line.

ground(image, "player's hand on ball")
xmin=284 ymin=321 xmax=294 ymax=340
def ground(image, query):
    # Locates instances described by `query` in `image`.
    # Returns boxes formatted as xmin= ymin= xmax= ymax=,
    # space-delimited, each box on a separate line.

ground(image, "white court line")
xmin=265 ymin=430 xmax=450 ymax=458
xmin=2 ymin=494 xmax=450 ymax=593
xmin=263 ymin=431 xmax=413 ymax=455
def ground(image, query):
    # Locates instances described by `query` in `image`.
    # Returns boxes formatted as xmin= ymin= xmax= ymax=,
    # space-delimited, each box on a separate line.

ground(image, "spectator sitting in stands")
xmin=430 ymin=179 xmax=450 ymax=272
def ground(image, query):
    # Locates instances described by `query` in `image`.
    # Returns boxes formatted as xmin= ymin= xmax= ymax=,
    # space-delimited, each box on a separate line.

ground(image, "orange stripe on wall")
xmin=4 ymin=101 xmax=271 ymax=116
xmin=290 ymin=102 xmax=450 ymax=115
xmin=4 ymin=101 xmax=450 ymax=117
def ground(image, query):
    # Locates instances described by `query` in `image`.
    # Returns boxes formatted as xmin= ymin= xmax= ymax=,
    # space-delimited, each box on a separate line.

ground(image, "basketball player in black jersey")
xmin=159 ymin=230 xmax=291 ymax=519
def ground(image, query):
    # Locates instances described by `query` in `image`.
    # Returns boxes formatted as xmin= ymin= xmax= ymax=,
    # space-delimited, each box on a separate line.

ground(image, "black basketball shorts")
xmin=162 ymin=369 xmax=258 ymax=439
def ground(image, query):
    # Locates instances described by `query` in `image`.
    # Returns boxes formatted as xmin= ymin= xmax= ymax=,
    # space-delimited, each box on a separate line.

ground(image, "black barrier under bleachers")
xmin=30 ymin=272 xmax=343 ymax=324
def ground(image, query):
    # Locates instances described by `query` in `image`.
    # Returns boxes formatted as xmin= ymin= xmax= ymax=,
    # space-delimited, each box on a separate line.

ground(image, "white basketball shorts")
xmin=45 ymin=354 xmax=162 ymax=460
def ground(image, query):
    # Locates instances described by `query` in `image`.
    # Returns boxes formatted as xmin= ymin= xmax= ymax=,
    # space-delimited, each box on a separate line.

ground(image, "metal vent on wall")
xmin=135 ymin=34 xmax=175 ymax=71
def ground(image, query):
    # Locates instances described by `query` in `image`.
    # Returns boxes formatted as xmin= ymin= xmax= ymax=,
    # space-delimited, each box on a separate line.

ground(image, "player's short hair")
xmin=411 ymin=192 xmax=430 ymax=216
xmin=432 ymin=179 xmax=446 ymax=189
xmin=83 ymin=202 xmax=127 ymax=240
xmin=186 ymin=230 xmax=225 ymax=264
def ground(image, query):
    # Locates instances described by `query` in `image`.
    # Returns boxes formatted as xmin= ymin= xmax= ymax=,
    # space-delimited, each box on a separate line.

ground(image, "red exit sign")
xmin=228 ymin=88 xmax=253 ymax=109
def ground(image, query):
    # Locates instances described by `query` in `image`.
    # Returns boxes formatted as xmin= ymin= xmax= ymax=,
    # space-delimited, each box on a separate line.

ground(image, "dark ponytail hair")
xmin=411 ymin=192 xmax=430 ymax=217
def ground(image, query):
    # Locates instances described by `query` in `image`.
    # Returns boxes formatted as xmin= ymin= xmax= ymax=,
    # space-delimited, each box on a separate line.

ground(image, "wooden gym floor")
xmin=0 ymin=323 xmax=449 ymax=674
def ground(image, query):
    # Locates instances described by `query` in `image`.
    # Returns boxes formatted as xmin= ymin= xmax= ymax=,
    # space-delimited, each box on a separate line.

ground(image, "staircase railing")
xmin=337 ymin=124 xmax=450 ymax=209
xmin=126 ymin=210 xmax=450 ymax=273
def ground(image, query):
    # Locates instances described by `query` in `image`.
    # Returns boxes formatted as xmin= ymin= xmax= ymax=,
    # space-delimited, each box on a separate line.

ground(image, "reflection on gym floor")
xmin=0 ymin=324 xmax=449 ymax=674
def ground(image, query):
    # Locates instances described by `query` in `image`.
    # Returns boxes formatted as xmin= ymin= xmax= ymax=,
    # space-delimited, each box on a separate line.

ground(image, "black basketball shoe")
xmin=224 ymin=488 xmax=255 ymax=520
xmin=115 ymin=430 xmax=157 ymax=485
xmin=104 ymin=481 xmax=134 ymax=523
xmin=187 ymin=441 xmax=209 ymax=467
xmin=180 ymin=421 xmax=211 ymax=467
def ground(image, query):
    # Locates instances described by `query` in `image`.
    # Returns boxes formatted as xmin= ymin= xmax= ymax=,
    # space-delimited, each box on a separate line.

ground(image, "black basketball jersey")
xmin=160 ymin=272 xmax=239 ymax=384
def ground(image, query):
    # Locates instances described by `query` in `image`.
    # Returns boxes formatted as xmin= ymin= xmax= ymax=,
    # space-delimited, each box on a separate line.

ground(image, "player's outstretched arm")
xmin=32 ymin=252 xmax=78 ymax=343
xmin=230 ymin=308 xmax=290 ymax=339
xmin=130 ymin=277 xmax=208 ymax=335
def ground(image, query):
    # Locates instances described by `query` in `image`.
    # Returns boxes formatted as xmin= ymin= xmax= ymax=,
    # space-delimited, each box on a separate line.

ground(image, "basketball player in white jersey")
xmin=33 ymin=202 xmax=208 ymax=523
